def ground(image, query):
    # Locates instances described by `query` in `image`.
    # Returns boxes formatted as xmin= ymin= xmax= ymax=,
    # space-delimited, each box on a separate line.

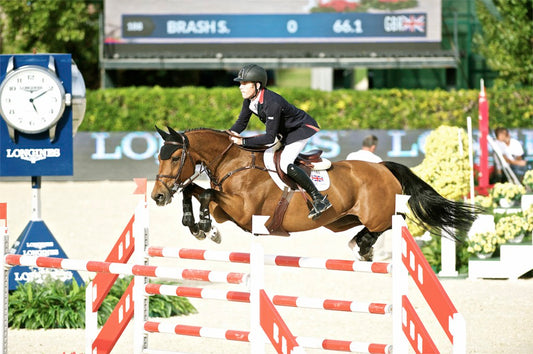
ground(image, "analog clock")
xmin=0 ymin=57 xmax=70 ymax=141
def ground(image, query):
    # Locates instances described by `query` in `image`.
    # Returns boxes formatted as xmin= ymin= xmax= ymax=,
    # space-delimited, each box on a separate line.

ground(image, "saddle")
xmin=274 ymin=149 xmax=330 ymax=189
xmin=266 ymin=148 xmax=331 ymax=237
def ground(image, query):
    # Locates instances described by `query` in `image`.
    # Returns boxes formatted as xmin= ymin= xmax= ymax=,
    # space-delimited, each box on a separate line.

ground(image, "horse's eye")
xmin=171 ymin=156 xmax=181 ymax=162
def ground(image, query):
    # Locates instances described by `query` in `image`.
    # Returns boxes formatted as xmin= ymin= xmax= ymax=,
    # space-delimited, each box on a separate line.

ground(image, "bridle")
xmin=156 ymin=130 xmax=272 ymax=196
xmin=155 ymin=132 xmax=196 ymax=195
xmin=155 ymin=131 xmax=234 ymax=195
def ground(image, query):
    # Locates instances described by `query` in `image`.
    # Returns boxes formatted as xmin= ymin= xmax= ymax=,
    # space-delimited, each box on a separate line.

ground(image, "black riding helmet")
xmin=234 ymin=64 xmax=268 ymax=87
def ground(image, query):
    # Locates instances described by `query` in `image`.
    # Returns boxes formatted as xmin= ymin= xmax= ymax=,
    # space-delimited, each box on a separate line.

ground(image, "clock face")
xmin=0 ymin=65 xmax=66 ymax=134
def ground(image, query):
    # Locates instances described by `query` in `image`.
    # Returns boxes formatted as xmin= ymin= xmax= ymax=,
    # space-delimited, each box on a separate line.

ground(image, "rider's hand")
xmin=230 ymin=136 xmax=243 ymax=145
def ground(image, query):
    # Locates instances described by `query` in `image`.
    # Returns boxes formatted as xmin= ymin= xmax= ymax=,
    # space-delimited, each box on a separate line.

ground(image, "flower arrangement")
xmin=412 ymin=125 xmax=470 ymax=202
xmin=523 ymin=170 xmax=533 ymax=192
xmin=474 ymin=194 xmax=494 ymax=209
xmin=490 ymin=182 xmax=526 ymax=206
xmin=495 ymin=215 xmax=528 ymax=242
xmin=522 ymin=204 xmax=533 ymax=232
xmin=467 ymin=230 xmax=499 ymax=255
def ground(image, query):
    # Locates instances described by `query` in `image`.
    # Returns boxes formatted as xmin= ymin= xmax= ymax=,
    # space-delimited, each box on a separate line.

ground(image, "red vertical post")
xmin=260 ymin=289 xmax=301 ymax=354
xmin=478 ymin=79 xmax=490 ymax=195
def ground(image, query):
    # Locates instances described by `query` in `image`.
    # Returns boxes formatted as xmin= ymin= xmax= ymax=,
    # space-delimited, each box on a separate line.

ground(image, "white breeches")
xmin=280 ymin=138 xmax=310 ymax=173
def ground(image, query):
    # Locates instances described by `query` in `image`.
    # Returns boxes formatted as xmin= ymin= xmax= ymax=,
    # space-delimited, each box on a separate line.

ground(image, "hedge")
xmin=80 ymin=87 xmax=533 ymax=132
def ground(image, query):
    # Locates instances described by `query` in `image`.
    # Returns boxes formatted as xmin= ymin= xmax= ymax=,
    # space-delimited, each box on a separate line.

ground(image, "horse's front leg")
xmin=182 ymin=184 xmax=205 ymax=240
xmin=198 ymin=189 xmax=221 ymax=243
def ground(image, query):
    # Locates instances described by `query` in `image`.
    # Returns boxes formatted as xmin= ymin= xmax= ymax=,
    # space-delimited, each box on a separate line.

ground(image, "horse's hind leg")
xmin=348 ymin=227 xmax=383 ymax=261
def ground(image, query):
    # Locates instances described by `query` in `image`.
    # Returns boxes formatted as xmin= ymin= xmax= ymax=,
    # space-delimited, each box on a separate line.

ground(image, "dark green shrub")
xmin=9 ymin=277 xmax=196 ymax=329
xmin=80 ymin=87 xmax=533 ymax=132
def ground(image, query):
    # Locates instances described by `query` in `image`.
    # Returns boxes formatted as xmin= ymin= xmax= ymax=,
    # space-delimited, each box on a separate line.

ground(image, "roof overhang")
xmin=101 ymin=42 xmax=458 ymax=70
xmin=102 ymin=55 xmax=457 ymax=70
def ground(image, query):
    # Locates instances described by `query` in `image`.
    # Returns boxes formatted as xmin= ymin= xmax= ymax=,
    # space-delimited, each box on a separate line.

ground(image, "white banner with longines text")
xmin=2 ymin=129 xmax=531 ymax=181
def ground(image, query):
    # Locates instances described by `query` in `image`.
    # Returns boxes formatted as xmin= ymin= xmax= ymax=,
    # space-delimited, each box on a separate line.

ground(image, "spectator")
xmin=494 ymin=127 xmax=528 ymax=181
xmin=346 ymin=134 xmax=382 ymax=163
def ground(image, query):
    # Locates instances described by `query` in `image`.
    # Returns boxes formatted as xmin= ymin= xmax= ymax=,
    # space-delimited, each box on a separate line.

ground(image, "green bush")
xmin=9 ymin=277 xmax=196 ymax=329
xmin=80 ymin=87 xmax=533 ymax=132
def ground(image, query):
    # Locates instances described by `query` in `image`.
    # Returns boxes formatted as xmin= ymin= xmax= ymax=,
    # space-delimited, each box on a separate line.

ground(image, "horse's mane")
xmin=184 ymin=127 xmax=227 ymax=135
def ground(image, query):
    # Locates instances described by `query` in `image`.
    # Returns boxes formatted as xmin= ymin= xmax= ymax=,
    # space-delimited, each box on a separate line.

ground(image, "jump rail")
xmin=0 ymin=192 xmax=466 ymax=354
xmin=145 ymin=283 xmax=392 ymax=315
xmin=3 ymin=254 xmax=248 ymax=284
xmin=144 ymin=321 xmax=392 ymax=354
xmin=148 ymin=246 xmax=392 ymax=274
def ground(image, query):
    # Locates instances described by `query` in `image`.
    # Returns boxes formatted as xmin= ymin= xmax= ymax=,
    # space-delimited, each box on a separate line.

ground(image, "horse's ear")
xmin=155 ymin=125 xmax=170 ymax=141
xmin=167 ymin=126 xmax=183 ymax=144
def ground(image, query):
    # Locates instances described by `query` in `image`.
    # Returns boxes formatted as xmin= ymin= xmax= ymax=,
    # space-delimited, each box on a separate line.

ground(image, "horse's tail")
xmin=382 ymin=161 xmax=481 ymax=240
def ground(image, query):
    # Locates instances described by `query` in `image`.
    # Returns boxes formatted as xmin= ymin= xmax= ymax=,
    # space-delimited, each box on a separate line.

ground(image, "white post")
xmin=467 ymin=116 xmax=475 ymax=203
xmin=1 ymin=217 xmax=9 ymax=354
xmin=311 ymin=67 xmax=333 ymax=91
xmin=439 ymin=229 xmax=458 ymax=277
xmin=250 ymin=240 xmax=265 ymax=354
xmin=31 ymin=176 xmax=42 ymax=221
xmin=85 ymin=283 xmax=98 ymax=354
xmin=133 ymin=201 xmax=149 ymax=354
xmin=451 ymin=313 xmax=467 ymax=354
xmin=392 ymin=214 xmax=409 ymax=353
xmin=439 ymin=127 xmax=465 ymax=278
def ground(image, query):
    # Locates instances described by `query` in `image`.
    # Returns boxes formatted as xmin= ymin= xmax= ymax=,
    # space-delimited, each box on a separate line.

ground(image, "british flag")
xmin=401 ymin=15 xmax=425 ymax=33
xmin=311 ymin=174 xmax=324 ymax=183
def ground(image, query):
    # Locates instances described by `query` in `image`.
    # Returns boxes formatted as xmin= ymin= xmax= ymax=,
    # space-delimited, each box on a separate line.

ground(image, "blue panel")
xmin=8 ymin=220 xmax=84 ymax=290
xmin=0 ymin=54 xmax=73 ymax=176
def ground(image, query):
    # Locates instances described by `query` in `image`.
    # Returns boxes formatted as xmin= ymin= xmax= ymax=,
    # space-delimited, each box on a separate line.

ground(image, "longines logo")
xmin=5 ymin=148 xmax=61 ymax=164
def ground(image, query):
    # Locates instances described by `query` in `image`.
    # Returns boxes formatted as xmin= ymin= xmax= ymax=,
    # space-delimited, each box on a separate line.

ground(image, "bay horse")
xmin=151 ymin=127 xmax=480 ymax=260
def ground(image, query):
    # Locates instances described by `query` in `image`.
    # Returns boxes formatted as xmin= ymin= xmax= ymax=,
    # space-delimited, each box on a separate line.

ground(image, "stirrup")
xmin=307 ymin=195 xmax=332 ymax=220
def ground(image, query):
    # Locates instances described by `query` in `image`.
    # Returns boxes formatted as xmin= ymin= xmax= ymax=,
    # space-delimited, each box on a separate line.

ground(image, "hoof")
xmin=349 ymin=242 xmax=373 ymax=262
xmin=359 ymin=248 xmax=373 ymax=262
xmin=192 ymin=230 xmax=206 ymax=240
xmin=208 ymin=227 xmax=221 ymax=244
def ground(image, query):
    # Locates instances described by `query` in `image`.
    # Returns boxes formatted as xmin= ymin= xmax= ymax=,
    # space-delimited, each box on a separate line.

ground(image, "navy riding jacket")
xmin=230 ymin=88 xmax=320 ymax=147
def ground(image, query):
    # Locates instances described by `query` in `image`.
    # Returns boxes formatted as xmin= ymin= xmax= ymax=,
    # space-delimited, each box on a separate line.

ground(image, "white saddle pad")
xmin=264 ymin=146 xmax=330 ymax=191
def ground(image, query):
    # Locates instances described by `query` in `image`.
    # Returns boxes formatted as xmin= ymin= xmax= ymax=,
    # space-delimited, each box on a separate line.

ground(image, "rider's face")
xmin=239 ymin=81 xmax=258 ymax=99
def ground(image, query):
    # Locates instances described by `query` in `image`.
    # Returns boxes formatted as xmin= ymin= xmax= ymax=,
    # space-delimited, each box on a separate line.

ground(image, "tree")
xmin=474 ymin=0 xmax=533 ymax=87
xmin=0 ymin=0 xmax=101 ymax=88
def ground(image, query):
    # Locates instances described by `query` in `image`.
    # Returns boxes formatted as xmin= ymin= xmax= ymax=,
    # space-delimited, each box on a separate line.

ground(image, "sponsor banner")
xmin=3 ymin=129 xmax=531 ymax=181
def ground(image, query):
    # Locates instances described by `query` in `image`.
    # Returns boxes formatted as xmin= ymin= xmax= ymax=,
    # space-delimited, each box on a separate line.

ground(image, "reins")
xmin=156 ymin=130 xmax=273 ymax=194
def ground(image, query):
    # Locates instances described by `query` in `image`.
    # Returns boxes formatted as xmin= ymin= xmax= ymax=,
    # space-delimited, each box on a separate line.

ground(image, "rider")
xmin=228 ymin=64 xmax=332 ymax=220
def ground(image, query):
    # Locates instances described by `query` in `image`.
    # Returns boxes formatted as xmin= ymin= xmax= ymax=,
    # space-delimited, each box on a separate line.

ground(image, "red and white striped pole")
xmin=144 ymin=283 xmax=391 ymax=315
xmin=3 ymin=254 xmax=248 ymax=284
xmin=147 ymin=246 xmax=391 ymax=274
xmin=143 ymin=321 xmax=391 ymax=353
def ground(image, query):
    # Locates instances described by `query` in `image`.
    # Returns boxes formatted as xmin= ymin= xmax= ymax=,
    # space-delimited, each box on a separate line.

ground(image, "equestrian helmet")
xmin=234 ymin=64 xmax=267 ymax=87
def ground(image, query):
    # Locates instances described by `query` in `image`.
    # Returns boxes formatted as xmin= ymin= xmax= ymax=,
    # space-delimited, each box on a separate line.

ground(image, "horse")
xmin=151 ymin=127 xmax=481 ymax=260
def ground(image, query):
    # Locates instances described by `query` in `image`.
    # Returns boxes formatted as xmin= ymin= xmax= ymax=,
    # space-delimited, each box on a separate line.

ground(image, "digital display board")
xmin=120 ymin=13 xmax=428 ymax=43
xmin=104 ymin=0 xmax=442 ymax=60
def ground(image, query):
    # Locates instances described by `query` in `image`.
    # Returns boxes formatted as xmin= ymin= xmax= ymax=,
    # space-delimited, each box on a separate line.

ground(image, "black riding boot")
xmin=287 ymin=164 xmax=332 ymax=220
